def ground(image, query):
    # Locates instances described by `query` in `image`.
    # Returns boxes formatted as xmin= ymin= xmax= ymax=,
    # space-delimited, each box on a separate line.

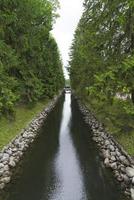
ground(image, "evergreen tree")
xmin=70 ymin=0 xmax=134 ymax=106
xmin=0 ymin=0 xmax=64 ymax=116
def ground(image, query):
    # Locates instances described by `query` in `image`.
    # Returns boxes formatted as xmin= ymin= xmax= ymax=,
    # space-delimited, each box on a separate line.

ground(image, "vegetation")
xmin=65 ymin=79 xmax=70 ymax=87
xmin=0 ymin=100 xmax=49 ymax=150
xmin=69 ymin=0 xmax=134 ymax=155
xmin=0 ymin=0 xmax=64 ymax=117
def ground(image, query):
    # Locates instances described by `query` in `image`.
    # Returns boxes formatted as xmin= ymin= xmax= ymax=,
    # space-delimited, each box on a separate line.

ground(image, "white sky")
xmin=52 ymin=0 xmax=84 ymax=79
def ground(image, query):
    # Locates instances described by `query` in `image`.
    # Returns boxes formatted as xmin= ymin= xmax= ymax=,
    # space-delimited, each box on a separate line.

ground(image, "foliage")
xmin=0 ymin=99 xmax=49 ymax=150
xmin=69 ymin=0 xmax=134 ymax=154
xmin=70 ymin=0 xmax=134 ymax=105
xmin=0 ymin=0 xmax=64 ymax=116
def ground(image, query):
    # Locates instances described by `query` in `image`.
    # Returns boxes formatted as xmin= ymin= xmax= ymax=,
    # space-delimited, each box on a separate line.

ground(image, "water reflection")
xmin=70 ymin=97 xmax=126 ymax=200
xmin=49 ymin=94 xmax=87 ymax=200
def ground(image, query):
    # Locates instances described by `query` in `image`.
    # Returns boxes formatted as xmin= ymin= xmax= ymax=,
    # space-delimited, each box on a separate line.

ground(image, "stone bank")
xmin=74 ymin=95 xmax=134 ymax=200
xmin=0 ymin=92 xmax=62 ymax=191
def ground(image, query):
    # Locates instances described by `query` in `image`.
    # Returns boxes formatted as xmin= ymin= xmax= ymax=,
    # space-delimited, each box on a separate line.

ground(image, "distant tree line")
xmin=70 ymin=0 xmax=134 ymax=112
xmin=0 ymin=0 xmax=64 ymax=116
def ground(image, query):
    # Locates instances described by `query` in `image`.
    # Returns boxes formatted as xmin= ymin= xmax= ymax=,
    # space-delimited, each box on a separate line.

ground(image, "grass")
xmin=116 ymin=132 xmax=134 ymax=156
xmin=84 ymin=96 xmax=134 ymax=156
xmin=0 ymin=100 xmax=49 ymax=150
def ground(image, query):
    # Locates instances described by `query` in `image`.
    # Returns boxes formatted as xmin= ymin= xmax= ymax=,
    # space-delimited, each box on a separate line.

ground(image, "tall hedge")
xmin=0 ymin=0 xmax=64 ymax=116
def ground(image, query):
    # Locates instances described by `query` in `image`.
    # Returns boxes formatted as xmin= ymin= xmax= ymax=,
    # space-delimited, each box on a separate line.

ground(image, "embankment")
xmin=73 ymin=94 xmax=134 ymax=199
xmin=0 ymin=92 xmax=63 ymax=191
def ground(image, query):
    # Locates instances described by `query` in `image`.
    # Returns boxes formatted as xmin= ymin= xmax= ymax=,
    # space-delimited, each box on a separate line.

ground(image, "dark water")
xmin=1 ymin=94 xmax=127 ymax=200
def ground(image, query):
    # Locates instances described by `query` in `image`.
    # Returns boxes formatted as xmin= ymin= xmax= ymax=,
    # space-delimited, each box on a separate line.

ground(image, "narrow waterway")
xmin=2 ymin=94 xmax=127 ymax=200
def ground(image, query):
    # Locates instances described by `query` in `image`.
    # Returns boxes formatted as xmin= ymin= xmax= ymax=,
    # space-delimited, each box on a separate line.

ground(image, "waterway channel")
xmin=1 ymin=93 xmax=127 ymax=200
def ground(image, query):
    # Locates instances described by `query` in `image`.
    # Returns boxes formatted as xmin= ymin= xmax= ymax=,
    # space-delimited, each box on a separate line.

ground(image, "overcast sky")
xmin=52 ymin=0 xmax=84 ymax=79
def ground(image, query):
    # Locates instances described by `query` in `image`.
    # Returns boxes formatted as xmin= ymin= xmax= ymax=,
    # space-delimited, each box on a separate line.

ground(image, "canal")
xmin=1 ymin=93 xmax=127 ymax=200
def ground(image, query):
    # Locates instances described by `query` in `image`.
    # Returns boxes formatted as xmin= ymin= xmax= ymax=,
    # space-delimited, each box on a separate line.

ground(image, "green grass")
xmin=115 ymin=132 xmax=134 ymax=156
xmin=85 ymin=96 xmax=134 ymax=156
xmin=0 ymin=100 xmax=49 ymax=150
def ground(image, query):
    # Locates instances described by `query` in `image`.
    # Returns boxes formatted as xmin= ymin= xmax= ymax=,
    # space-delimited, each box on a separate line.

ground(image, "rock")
xmin=92 ymin=137 xmax=98 ymax=142
xmin=97 ymin=137 xmax=102 ymax=142
xmin=120 ymin=166 xmax=126 ymax=173
xmin=4 ymin=165 xmax=9 ymax=171
xmin=119 ymin=155 xmax=130 ymax=165
xmin=111 ymin=156 xmax=116 ymax=162
xmin=119 ymin=155 xmax=126 ymax=162
xmin=0 ymin=163 xmax=4 ymax=168
xmin=1 ymin=177 xmax=11 ymax=184
xmin=17 ymin=151 xmax=23 ymax=157
xmin=111 ymin=162 xmax=117 ymax=170
xmin=103 ymin=150 xmax=111 ymax=159
xmin=131 ymin=188 xmax=134 ymax=200
xmin=114 ymin=171 xmax=120 ymax=178
xmin=0 ymin=183 xmax=5 ymax=190
xmin=4 ymin=170 xmax=12 ymax=177
xmin=5 ymin=149 xmax=12 ymax=155
xmin=126 ymin=167 xmax=134 ymax=178
xmin=124 ymin=189 xmax=131 ymax=196
xmin=9 ymin=159 xmax=16 ymax=168
xmin=104 ymin=158 xmax=110 ymax=167
xmin=100 ymin=141 xmax=104 ymax=145
xmin=115 ymin=150 xmax=121 ymax=157
xmin=0 ymin=168 xmax=4 ymax=176
xmin=109 ymin=145 xmax=115 ymax=152
xmin=111 ymin=152 xmax=116 ymax=156
xmin=100 ymin=132 xmax=105 ymax=138
xmin=124 ymin=160 xmax=130 ymax=166
xmin=1 ymin=153 xmax=9 ymax=162
xmin=105 ymin=140 xmax=110 ymax=146
xmin=12 ymin=148 xmax=17 ymax=152
xmin=117 ymin=175 xmax=123 ymax=182
xmin=122 ymin=174 xmax=130 ymax=185
xmin=23 ymin=132 xmax=28 ymax=138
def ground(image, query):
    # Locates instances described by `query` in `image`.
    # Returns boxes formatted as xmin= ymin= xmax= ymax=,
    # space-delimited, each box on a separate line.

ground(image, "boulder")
xmin=117 ymin=175 xmax=123 ymax=182
xmin=122 ymin=174 xmax=130 ymax=185
xmin=5 ymin=149 xmax=12 ymax=155
xmin=119 ymin=155 xmax=126 ymax=162
xmin=1 ymin=153 xmax=9 ymax=162
xmin=126 ymin=167 xmax=134 ymax=178
xmin=0 ymin=183 xmax=5 ymax=190
xmin=103 ymin=150 xmax=111 ymax=159
xmin=0 ymin=168 xmax=4 ymax=176
xmin=115 ymin=150 xmax=121 ymax=157
xmin=111 ymin=156 xmax=116 ymax=162
xmin=4 ymin=165 xmax=9 ymax=171
xmin=1 ymin=176 xmax=11 ymax=184
xmin=105 ymin=140 xmax=110 ymax=146
xmin=111 ymin=162 xmax=117 ymax=170
xmin=104 ymin=158 xmax=110 ymax=167
xmin=0 ymin=163 xmax=4 ymax=169
xmin=120 ymin=166 xmax=126 ymax=173
xmin=9 ymin=159 xmax=16 ymax=168
xmin=109 ymin=145 xmax=115 ymax=152
xmin=111 ymin=152 xmax=116 ymax=156
xmin=114 ymin=171 xmax=120 ymax=178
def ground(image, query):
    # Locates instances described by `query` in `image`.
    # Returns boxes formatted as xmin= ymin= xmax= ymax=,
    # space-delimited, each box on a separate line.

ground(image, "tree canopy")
xmin=70 ymin=0 xmax=134 ymax=107
xmin=0 ymin=0 xmax=64 ymax=116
